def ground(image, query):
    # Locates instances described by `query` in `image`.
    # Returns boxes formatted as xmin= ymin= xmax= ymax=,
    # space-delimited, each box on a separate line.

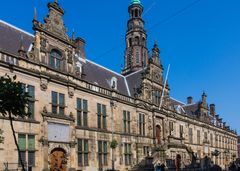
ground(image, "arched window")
xmin=136 ymin=48 xmax=140 ymax=64
xmin=142 ymin=37 xmax=146 ymax=46
xmin=50 ymin=49 xmax=62 ymax=70
xmin=135 ymin=36 xmax=139 ymax=45
xmin=128 ymin=38 xmax=132 ymax=47
xmin=135 ymin=9 xmax=138 ymax=18
xmin=127 ymin=52 xmax=132 ymax=67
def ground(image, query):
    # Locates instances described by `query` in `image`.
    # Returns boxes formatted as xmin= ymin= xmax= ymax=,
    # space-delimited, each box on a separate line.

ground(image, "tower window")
xmin=128 ymin=38 xmax=132 ymax=47
xmin=135 ymin=9 xmax=138 ymax=18
xmin=127 ymin=51 xmax=132 ymax=67
xmin=50 ymin=49 xmax=62 ymax=70
xmin=136 ymin=49 xmax=140 ymax=64
xmin=135 ymin=36 xmax=139 ymax=45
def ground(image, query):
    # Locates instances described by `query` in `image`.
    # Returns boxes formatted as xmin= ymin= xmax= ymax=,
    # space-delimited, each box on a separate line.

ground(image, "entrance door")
xmin=50 ymin=148 xmax=67 ymax=171
xmin=156 ymin=125 xmax=161 ymax=144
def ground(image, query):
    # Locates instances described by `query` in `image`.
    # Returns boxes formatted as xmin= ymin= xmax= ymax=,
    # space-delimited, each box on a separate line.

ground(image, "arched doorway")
xmin=50 ymin=148 xmax=67 ymax=171
xmin=156 ymin=125 xmax=161 ymax=144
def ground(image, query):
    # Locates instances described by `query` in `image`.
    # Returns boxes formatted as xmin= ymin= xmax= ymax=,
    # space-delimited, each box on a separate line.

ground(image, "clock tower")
xmin=122 ymin=0 xmax=149 ymax=76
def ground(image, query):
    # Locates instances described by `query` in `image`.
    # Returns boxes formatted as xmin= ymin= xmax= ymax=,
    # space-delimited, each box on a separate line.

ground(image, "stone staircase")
xmin=130 ymin=145 xmax=166 ymax=171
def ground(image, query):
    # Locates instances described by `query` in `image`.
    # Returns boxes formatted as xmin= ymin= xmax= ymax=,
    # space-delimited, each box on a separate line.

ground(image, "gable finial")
xmin=72 ymin=28 xmax=75 ymax=40
xmin=34 ymin=7 xmax=37 ymax=21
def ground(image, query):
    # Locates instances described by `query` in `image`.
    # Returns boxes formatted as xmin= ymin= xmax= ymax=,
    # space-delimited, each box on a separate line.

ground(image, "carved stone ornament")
xmin=67 ymin=50 xmax=73 ymax=64
xmin=40 ymin=78 xmax=48 ymax=91
xmin=68 ymin=87 xmax=74 ymax=98
xmin=27 ymin=51 xmax=35 ymax=60
xmin=43 ymin=106 xmax=48 ymax=114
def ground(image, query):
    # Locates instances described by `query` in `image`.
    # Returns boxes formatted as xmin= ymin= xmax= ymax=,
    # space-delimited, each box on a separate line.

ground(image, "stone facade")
xmin=0 ymin=1 xmax=238 ymax=171
xmin=238 ymin=136 xmax=240 ymax=159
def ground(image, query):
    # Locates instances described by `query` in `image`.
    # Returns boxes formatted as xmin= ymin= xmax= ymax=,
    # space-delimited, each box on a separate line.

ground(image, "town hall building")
xmin=0 ymin=0 xmax=238 ymax=170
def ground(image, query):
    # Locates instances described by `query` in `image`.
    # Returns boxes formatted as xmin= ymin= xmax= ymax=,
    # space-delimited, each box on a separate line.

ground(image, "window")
xmin=97 ymin=103 xmax=107 ymax=129
xmin=139 ymin=113 xmax=145 ymax=136
xmin=215 ymin=135 xmax=218 ymax=147
xmin=153 ymin=90 xmax=161 ymax=105
xmin=18 ymin=134 xmax=35 ymax=167
xmin=136 ymin=49 xmax=140 ymax=64
xmin=204 ymin=132 xmax=208 ymax=142
xmin=169 ymin=122 xmax=174 ymax=135
xmin=197 ymin=130 xmax=201 ymax=144
xmin=51 ymin=91 xmax=65 ymax=115
xmin=22 ymin=84 xmax=35 ymax=119
xmin=50 ymin=49 xmax=61 ymax=70
xmin=189 ymin=128 xmax=193 ymax=144
xmin=210 ymin=134 xmax=213 ymax=146
xmin=179 ymin=125 xmax=183 ymax=138
xmin=78 ymin=139 xmax=89 ymax=166
xmin=124 ymin=143 xmax=132 ymax=166
xmin=77 ymin=98 xmax=88 ymax=127
xmin=123 ymin=110 xmax=131 ymax=133
xmin=111 ymin=77 xmax=117 ymax=90
xmin=143 ymin=146 xmax=150 ymax=156
xmin=127 ymin=51 xmax=132 ymax=67
xmin=27 ymin=85 xmax=35 ymax=119
xmin=134 ymin=9 xmax=138 ymax=18
xmin=98 ymin=141 xmax=108 ymax=166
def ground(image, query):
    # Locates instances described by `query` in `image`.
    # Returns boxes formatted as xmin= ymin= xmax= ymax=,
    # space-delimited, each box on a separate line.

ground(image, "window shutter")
xmin=77 ymin=98 xmax=82 ymax=110
xmin=59 ymin=93 xmax=65 ymax=106
xmin=28 ymin=135 xmax=35 ymax=151
xmin=84 ymin=140 xmax=88 ymax=152
xmin=18 ymin=134 xmax=26 ymax=150
xmin=27 ymin=85 xmax=35 ymax=98
xmin=83 ymin=100 xmax=88 ymax=112
xmin=102 ymin=105 xmax=106 ymax=117
xmin=97 ymin=103 xmax=101 ymax=115
xmin=52 ymin=92 xmax=58 ymax=105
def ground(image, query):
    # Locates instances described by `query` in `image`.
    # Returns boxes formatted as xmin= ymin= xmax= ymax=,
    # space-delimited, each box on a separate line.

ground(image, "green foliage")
xmin=110 ymin=139 xmax=118 ymax=149
xmin=0 ymin=74 xmax=30 ymax=118
xmin=0 ymin=129 xmax=3 ymax=144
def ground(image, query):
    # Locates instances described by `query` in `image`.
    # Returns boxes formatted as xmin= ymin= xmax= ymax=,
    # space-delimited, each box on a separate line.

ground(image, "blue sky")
xmin=0 ymin=0 xmax=239 ymax=133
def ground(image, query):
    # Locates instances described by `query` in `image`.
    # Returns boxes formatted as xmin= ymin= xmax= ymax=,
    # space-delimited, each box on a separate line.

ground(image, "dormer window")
xmin=111 ymin=77 xmax=117 ymax=90
xmin=50 ymin=49 xmax=62 ymax=70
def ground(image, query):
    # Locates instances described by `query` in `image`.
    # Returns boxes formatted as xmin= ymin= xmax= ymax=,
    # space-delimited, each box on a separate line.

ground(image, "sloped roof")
xmin=83 ymin=60 xmax=130 ymax=96
xmin=183 ymin=103 xmax=199 ymax=116
xmin=0 ymin=20 xmax=130 ymax=96
xmin=0 ymin=20 xmax=34 ymax=55
xmin=125 ymin=68 xmax=146 ymax=97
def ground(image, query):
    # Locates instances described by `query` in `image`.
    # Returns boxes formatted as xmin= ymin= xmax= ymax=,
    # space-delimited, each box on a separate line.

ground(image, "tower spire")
xmin=122 ymin=0 xmax=148 ymax=75
xmin=131 ymin=0 xmax=141 ymax=5
xmin=34 ymin=7 xmax=37 ymax=21
xmin=32 ymin=7 xmax=38 ymax=25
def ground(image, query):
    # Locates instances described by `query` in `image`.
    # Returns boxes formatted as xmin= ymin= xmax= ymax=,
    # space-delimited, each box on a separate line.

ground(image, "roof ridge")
xmin=125 ymin=67 xmax=147 ymax=78
xmin=183 ymin=103 xmax=198 ymax=107
xmin=0 ymin=20 xmax=34 ymax=37
xmin=170 ymin=97 xmax=186 ymax=105
xmin=86 ymin=59 xmax=124 ymax=78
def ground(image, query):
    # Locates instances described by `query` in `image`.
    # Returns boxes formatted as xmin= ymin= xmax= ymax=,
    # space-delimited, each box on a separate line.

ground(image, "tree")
xmin=0 ymin=74 xmax=30 ymax=171
xmin=110 ymin=139 xmax=118 ymax=171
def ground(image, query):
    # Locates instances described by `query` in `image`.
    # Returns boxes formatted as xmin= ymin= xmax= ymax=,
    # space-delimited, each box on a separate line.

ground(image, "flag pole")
xmin=159 ymin=64 xmax=170 ymax=110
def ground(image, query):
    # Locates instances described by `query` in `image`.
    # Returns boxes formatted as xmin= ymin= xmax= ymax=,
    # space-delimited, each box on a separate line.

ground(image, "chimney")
xmin=75 ymin=37 xmax=86 ymax=59
xmin=187 ymin=96 xmax=193 ymax=104
xmin=210 ymin=104 xmax=215 ymax=116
